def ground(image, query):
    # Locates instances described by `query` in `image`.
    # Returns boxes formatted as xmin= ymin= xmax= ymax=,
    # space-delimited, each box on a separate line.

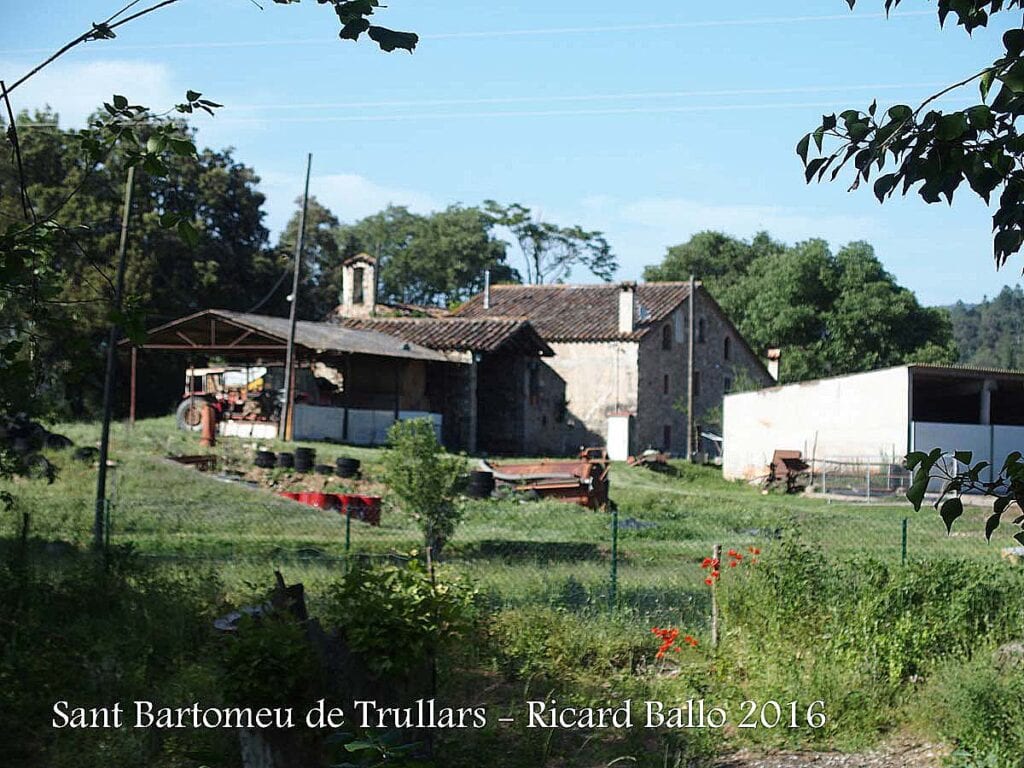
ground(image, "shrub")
xmin=380 ymin=418 xmax=464 ymax=558
xmin=322 ymin=559 xmax=477 ymax=679
xmin=917 ymin=656 xmax=1024 ymax=768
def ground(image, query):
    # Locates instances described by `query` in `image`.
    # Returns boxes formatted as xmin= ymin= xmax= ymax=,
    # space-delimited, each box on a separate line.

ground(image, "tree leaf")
xmin=985 ymin=512 xmax=1001 ymax=541
xmin=939 ymin=497 xmax=964 ymax=534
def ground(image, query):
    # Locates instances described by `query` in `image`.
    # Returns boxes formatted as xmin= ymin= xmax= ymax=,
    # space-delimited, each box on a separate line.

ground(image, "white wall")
xmin=546 ymin=341 xmax=639 ymax=444
xmin=293 ymin=404 xmax=442 ymax=445
xmin=911 ymin=423 xmax=1024 ymax=488
xmin=723 ymin=366 xmax=910 ymax=480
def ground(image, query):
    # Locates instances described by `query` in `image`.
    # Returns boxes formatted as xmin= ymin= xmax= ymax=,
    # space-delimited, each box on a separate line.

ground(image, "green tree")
xmin=0 ymin=110 xmax=280 ymax=416
xmin=483 ymin=201 xmax=617 ymax=284
xmin=1 ymin=0 xmax=419 ymax=420
xmin=337 ymin=204 xmax=519 ymax=307
xmin=380 ymin=418 xmax=464 ymax=559
xmin=798 ymin=1 xmax=1024 ymax=268
xmin=276 ymin=196 xmax=342 ymax=320
xmin=948 ymin=286 xmax=1024 ymax=368
xmin=644 ymin=232 xmax=957 ymax=382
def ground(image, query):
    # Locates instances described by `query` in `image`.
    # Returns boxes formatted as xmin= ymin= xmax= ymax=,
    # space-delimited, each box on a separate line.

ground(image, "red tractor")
xmin=176 ymin=366 xmax=278 ymax=431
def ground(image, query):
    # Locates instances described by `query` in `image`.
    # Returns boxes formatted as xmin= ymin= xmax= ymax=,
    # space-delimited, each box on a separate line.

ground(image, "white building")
xmin=723 ymin=364 xmax=1024 ymax=481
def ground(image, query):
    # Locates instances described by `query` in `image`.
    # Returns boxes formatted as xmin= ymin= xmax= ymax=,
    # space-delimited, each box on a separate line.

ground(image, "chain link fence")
xmin=1 ymin=423 xmax=1006 ymax=633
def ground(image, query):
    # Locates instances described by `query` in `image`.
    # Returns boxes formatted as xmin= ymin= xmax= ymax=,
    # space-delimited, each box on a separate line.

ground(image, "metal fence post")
xmin=609 ymin=503 xmax=618 ymax=612
xmin=711 ymin=543 xmax=721 ymax=649
xmin=866 ymin=465 xmax=871 ymax=502
xmin=901 ymin=517 xmax=908 ymax=565
xmin=344 ymin=505 xmax=352 ymax=573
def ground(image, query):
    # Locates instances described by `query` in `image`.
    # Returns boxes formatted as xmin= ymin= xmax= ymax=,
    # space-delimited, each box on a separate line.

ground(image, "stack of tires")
xmin=276 ymin=452 xmax=294 ymax=469
xmin=466 ymin=470 xmax=495 ymax=499
xmin=336 ymin=457 xmax=360 ymax=478
xmin=294 ymin=447 xmax=315 ymax=473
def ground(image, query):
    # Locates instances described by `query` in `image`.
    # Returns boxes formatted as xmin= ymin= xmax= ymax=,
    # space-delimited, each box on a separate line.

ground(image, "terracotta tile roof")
xmin=336 ymin=317 xmax=553 ymax=356
xmin=452 ymin=282 xmax=693 ymax=341
xmin=327 ymin=301 xmax=448 ymax=320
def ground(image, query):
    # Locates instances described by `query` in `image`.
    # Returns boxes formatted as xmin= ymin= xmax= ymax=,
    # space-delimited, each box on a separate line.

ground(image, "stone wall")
xmin=636 ymin=289 xmax=774 ymax=454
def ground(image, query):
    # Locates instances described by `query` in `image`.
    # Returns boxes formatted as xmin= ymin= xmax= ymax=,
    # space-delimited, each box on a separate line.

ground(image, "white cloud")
xmin=1 ymin=59 xmax=180 ymax=128
xmin=565 ymin=194 xmax=880 ymax=282
xmin=617 ymin=196 xmax=875 ymax=245
xmin=258 ymin=170 xmax=439 ymax=236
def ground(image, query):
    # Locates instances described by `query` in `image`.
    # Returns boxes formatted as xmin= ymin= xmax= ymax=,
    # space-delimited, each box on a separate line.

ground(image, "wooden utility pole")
xmin=686 ymin=274 xmax=695 ymax=460
xmin=94 ymin=166 xmax=135 ymax=550
xmin=279 ymin=153 xmax=312 ymax=440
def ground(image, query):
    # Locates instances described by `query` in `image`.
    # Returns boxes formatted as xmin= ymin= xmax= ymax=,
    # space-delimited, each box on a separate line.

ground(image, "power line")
xmin=228 ymin=82 xmax=948 ymax=112
xmin=12 ymin=95 xmax=965 ymax=129
xmin=189 ymin=97 xmax=969 ymax=125
xmin=2 ymin=10 xmax=936 ymax=55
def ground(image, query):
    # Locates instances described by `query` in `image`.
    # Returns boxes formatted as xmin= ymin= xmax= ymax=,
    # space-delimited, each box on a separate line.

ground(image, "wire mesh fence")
xmin=810 ymin=458 xmax=914 ymax=501
xmin=1 ymin=422 xmax=1008 ymax=634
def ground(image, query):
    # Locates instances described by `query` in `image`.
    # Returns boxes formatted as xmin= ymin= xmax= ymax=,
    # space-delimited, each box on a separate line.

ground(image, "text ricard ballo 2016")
xmin=52 ymin=698 xmax=828 ymax=731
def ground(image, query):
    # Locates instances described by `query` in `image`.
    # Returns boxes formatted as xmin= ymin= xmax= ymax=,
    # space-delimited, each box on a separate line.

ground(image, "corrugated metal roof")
xmin=337 ymin=317 xmax=554 ymax=355
xmin=909 ymin=363 xmax=1024 ymax=379
xmin=452 ymin=282 xmax=693 ymax=341
xmin=140 ymin=309 xmax=449 ymax=362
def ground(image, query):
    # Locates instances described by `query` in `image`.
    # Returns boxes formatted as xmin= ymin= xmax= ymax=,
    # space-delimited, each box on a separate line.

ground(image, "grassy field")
xmin=7 ymin=418 xmax=1024 ymax=766
xmin=1 ymin=416 xmax=1004 ymax=621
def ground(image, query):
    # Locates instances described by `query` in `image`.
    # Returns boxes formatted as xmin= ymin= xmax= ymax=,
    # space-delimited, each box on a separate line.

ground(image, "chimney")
xmin=618 ymin=282 xmax=636 ymax=334
xmin=767 ymin=348 xmax=781 ymax=381
xmin=483 ymin=269 xmax=491 ymax=310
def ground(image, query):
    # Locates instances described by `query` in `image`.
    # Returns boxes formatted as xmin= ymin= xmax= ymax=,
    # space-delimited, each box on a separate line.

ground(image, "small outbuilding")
xmin=723 ymin=364 xmax=1024 ymax=482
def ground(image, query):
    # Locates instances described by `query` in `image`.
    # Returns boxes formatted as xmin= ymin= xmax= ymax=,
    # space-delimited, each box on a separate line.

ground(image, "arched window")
xmin=697 ymin=317 xmax=706 ymax=343
xmin=724 ymin=336 xmax=731 ymax=360
xmin=663 ymin=374 xmax=669 ymax=394
xmin=662 ymin=324 xmax=672 ymax=350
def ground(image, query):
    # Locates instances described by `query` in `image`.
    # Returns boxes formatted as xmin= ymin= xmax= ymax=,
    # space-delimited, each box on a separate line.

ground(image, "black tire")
xmin=314 ymin=464 xmax=333 ymax=475
xmin=176 ymin=396 xmax=207 ymax=432
xmin=294 ymin=447 xmax=315 ymax=473
xmin=468 ymin=471 xmax=495 ymax=493
xmin=335 ymin=457 xmax=360 ymax=477
xmin=255 ymin=450 xmax=276 ymax=469
xmin=276 ymin=452 xmax=294 ymax=469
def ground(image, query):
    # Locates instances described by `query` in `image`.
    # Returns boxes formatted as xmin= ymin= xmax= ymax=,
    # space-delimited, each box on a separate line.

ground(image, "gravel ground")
xmin=714 ymin=741 xmax=948 ymax=768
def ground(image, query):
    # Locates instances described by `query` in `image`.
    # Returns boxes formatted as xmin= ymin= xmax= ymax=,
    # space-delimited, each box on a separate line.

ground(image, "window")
xmin=528 ymin=363 xmax=541 ymax=405
xmin=697 ymin=317 xmax=706 ymax=343
xmin=663 ymin=374 xmax=669 ymax=394
xmin=663 ymin=425 xmax=672 ymax=451
xmin=693 ymin=370 xmax=701 ymax=397
xmin=724 ymin=376 xmax=733 ymax=394
xmin=352 ymin=267 xmax=365 ymax=304
xmin=724 ymin=336 xmax=731 ymax=360
xmin=661 ymin=324 xmax=672 ymax=350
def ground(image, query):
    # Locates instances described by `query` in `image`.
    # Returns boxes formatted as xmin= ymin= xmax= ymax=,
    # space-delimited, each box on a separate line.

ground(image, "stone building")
xmin=328 ymin=255 xmax=773 ymax=457
xmin=453 ymin=281 xmax=775 ymax=458
xmin=329 ymin=255 xmax=563 ymax=455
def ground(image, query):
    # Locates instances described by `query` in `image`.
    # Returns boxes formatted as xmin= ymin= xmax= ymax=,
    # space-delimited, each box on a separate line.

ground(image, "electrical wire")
xmin=1 ymin=10 xmax=936 ymax=55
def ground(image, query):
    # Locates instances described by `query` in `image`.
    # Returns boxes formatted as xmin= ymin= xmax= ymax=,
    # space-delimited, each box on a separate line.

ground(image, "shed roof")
xmin=134 ymin=309 xmax=449 ymax=362
xmin=452 ymin=282 xmax=693 ymax=341
xmin=337 ymin=317 xmax=553 ymax=355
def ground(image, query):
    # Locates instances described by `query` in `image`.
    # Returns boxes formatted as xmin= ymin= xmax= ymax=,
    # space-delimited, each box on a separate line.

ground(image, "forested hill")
xmin=946 ymin=286 xmax=1024 ymax=369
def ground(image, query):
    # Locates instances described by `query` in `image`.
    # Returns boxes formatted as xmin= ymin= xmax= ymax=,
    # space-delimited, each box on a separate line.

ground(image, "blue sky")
xmin=3 ymin=0 xmax=1022 ymax=305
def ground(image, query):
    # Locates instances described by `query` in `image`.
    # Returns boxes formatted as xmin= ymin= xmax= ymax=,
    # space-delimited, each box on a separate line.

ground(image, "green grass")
xmin=2 ymin=416 xmax=1004 ymax=613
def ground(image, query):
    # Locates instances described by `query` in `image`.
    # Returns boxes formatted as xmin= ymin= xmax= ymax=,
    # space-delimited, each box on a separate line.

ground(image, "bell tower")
xmin=339 ymin=253 xmax=377 ymax=318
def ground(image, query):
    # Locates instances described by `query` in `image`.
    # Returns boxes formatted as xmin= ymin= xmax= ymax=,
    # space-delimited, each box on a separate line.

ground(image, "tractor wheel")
xmin=176 ymin=397 xmax=206 ymax=431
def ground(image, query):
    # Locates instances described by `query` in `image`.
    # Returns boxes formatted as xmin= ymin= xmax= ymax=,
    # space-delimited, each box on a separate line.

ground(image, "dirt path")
xmin=714 ymin=741 xmax=948 ymax=768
